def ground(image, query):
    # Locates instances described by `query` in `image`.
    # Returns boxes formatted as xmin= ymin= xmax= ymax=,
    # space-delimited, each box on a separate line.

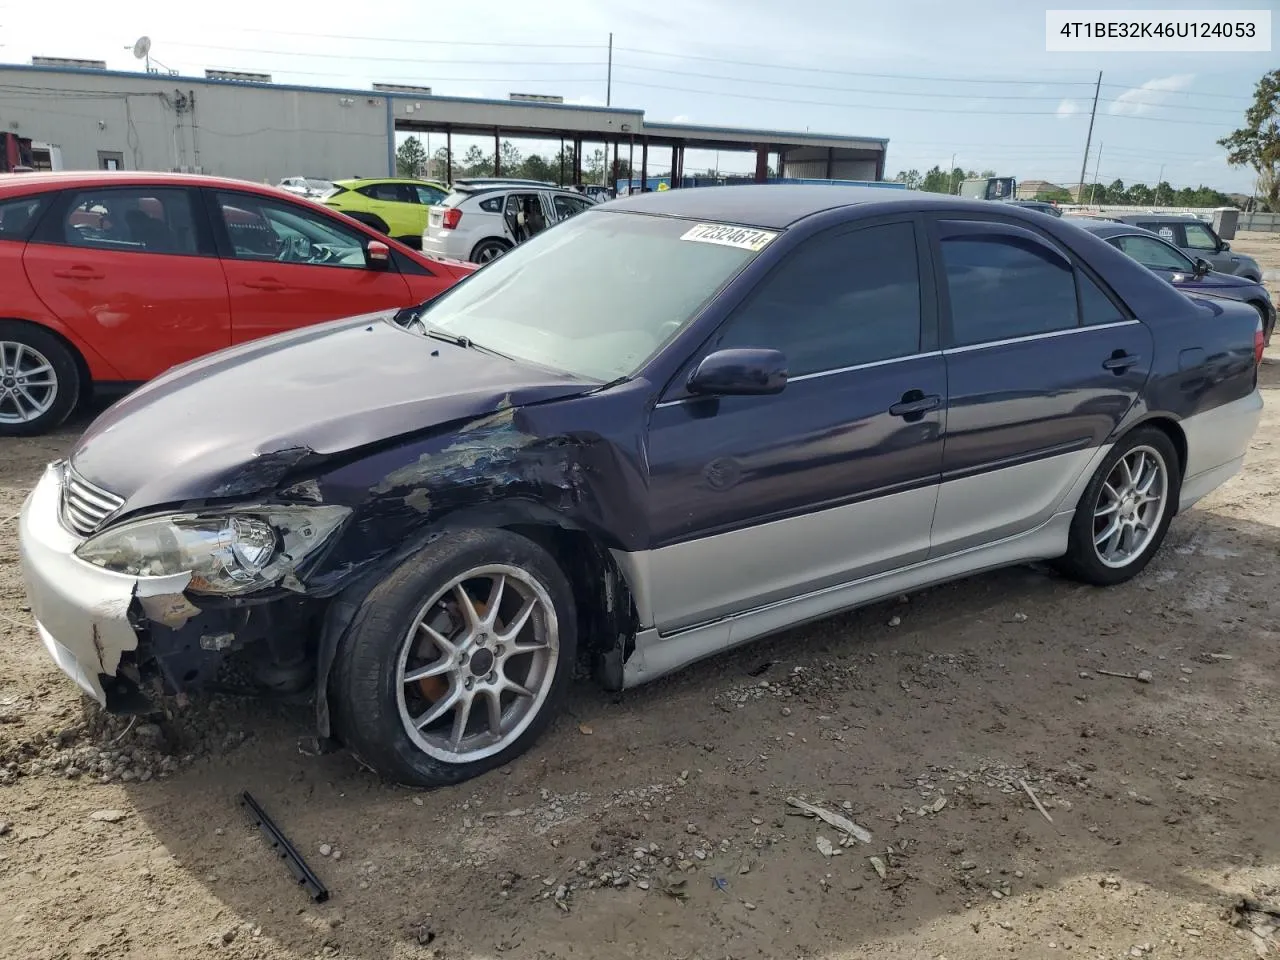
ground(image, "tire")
xmin=470 ymin=239 xmax=511 ymax=264
xmin=330 ymin=528 xmax=578 ymax=787
xmin=0 ymin=322 xmax=81 ymax=437
xmin=1055 ymin=427 xmax=1181 ymax=586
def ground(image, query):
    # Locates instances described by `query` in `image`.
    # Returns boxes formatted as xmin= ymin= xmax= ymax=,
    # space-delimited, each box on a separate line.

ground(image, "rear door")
xmin=929 ymin=216 xmax=1153 ymax=557
xmin=551 ymin=192 xmax=593 ymax=224
xmin=23 ymin=184 xmax=230 ymax=380
xmin=206 ymin=189 xmax=416 ymax=344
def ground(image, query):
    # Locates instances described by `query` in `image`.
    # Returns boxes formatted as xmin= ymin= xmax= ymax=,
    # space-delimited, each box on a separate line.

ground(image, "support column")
xmin=754 ymin=145 xmax=768 ymax=184
xmin=558 ymin=136 xmax=565 ymax=186
xmin=445 ymin=129 xmax=453 ymax=185
xmin=493 ymin=130 xmax=501 ymax=177
xmin=825 ymin=147 xmax=834 ymax=180
xmin=628 ymin=135 xmax=634 ymax=191
xmin=640 ymin=138 xmax=648 ymax=191
xmin=573 ymin=138 xmax=583 ymax=184
xmin=670 ymin=144 xmax=677 ymax=190
xmin=611 ymin=139 xmax=619 ymax=189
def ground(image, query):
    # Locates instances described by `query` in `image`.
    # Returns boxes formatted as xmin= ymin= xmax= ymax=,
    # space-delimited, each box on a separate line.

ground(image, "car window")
xmin=478 ymin=196 xmax=504 ymax=213
xmin=552 ymin=194 xmax=592 ymax=220
xmin=59 ymin=188 xmax=199 ymax=255
xmin=394 ymin=184 xmax=421 ymax=204
xmin=1078 ymin=273 xmax=1126 ymax=326
xmin=215 ymin=191 xmax=369 ymax=269
xmin=1112 ymin=234 xmax=1194 ymax=271
xmin=414 ymin=185 xmax=447 ymax=206
xmin=938 ymin=222 xmax=1077 ymax=346
xmin=1137 ymin=221 xmax=1179 ymax=243
xmin=359 ymin=183 xmax=404 ymax=202
xmin=716 ymin=221 xmax=921 ymax=376
xmin=1183 ymin=222 xmax=1219 ymax=251
xmin=0 ymin=195 xmax=47 ymax=240
xmin=419 ymin=210 xmax=765 ymax=381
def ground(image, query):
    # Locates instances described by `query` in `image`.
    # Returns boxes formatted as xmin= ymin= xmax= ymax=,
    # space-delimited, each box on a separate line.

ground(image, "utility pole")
xmin=1156 ymin=163 xmax=1165 ymax=204
xmin=606 ymin=33 xmax=613 ymax=107
xmin=949 ymin=152 xmax=957 ymax=194
xmin=1077 ymin=70 xmax=1102 ymax=202
xmin=1088 ymin=143 xmax=1103 ymax=205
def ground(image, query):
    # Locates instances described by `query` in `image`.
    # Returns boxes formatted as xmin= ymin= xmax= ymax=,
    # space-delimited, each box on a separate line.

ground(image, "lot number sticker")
xmin=680 ymin=223 xmax=778 ymax=251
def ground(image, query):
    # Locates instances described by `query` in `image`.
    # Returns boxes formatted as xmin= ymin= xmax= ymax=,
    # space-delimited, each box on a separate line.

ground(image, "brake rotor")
xmin=416 ymin=597 xmax=489 ymax=703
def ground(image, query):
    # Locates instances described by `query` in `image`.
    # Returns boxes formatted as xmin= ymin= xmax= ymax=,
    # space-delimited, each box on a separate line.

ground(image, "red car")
xmin=0 ymin=172 xmax=476 ymax=436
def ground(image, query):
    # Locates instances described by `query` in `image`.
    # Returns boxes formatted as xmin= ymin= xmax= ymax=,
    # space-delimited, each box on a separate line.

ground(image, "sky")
xmin=0 ymin=0 xmax=1275 ymax=193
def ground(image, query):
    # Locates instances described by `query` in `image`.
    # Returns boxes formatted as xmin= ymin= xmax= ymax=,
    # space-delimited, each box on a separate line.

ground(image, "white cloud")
xmin=563 ymin=94 xmax=606 ymax=107
xmin=1107 ymin=74 xmax=1196 ymax=117
xmin=671 ymin=114 xmax=692 ymax=123
xmin=1056 ymin=99 xmax=1079 ymax=118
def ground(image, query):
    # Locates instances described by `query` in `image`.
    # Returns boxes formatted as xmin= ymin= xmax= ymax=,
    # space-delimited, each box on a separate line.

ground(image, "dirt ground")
xmin=3 ymin=234 xmax=1280 ymax=960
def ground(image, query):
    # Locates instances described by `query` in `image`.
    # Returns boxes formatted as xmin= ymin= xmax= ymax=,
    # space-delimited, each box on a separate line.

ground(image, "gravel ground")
xmin=1 ymin=233 xmax=1279 ymax=960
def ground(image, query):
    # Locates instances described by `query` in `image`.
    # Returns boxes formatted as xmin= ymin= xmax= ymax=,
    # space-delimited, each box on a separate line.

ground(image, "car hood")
xmin=70 ymin=312 xmax=597 ymax=510
xmin=1173 ymin=270 xmax=1264 ymax=294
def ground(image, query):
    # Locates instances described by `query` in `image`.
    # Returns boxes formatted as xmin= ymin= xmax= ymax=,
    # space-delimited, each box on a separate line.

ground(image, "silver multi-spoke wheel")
xmin=395 ymin=564 xmax=559 ymax=764
xmin=1092 ymin=444 xmax=1169 ymax=569
xmin=0 ymin=340 xmax=58 ymax=425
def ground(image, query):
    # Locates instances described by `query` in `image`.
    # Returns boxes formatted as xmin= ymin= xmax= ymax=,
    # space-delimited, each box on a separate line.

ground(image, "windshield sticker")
xmin=680 ymin=223 xmax=778 ymax=251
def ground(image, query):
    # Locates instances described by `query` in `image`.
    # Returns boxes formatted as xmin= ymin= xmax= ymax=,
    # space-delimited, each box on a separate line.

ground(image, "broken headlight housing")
xmin=74 ymin=505 xmax=350 ymax=596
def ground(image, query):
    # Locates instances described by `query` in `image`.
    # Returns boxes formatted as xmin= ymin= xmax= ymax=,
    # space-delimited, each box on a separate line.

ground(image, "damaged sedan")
xmin=19 ymin=186 xmax=1264 ymax=787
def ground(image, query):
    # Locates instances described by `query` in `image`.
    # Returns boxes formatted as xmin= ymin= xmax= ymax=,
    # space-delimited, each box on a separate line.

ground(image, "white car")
xmin=277 ymin=177 xmax=335 ymax=200
xmin=422 ymin=184 xmax=596 ymax=263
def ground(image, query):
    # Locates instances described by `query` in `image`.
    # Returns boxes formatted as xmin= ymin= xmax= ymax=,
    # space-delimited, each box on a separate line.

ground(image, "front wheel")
xmin=1055 ymin=427 xmax=1180 ymax=586
xmin=470 ymin=239 xmax=510 ymax=264
xmin=330 ymin=529 xmax=577 ymax=787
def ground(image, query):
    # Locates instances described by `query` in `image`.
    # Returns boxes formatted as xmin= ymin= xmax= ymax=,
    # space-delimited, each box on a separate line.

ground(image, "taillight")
xmin=442 ymin=208 xmax=462 ymax=230
xmin=1255 ymin=317 xmax=1265 ymax=365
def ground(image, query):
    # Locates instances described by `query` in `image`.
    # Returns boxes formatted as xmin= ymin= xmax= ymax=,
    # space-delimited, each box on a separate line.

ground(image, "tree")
xmin=1154 ymin=180 xmax=1174 ymax=205
xmin=1039 ymin=187 xmax=1073 ymax=203
xmin=950 ymin=167 xmax=967 ymax=193
xmin=893 ymin=169 xmax=922 ymax=189
xmin=396 ymin=136 xmax=427 ymax=178
xmin=461 ymin=145 xmax=492 ymax=177
xmin=1128 ymin=183 xmax=1154 ymax=205
xmin=1107 ymin=179 xmax=1126 ymax=203
xmin=1218 ymin=69 xmax=1279 ymax=211
xmin=497 ymin=140 xmax=522 ymax=176
xmin=980 ymin=169 xmax=998 ymax=179
xmin=429 ymin=146 xmax=454 ymax=181
xmin=920 ymin=165 xmax=950 ymax=193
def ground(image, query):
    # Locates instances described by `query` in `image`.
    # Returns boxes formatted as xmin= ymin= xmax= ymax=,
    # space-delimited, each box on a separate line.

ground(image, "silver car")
xmin=422 ymin=184 xmax=595 ymax=263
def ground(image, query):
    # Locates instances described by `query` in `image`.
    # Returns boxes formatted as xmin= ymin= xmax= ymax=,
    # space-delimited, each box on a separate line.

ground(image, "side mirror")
xmin=687 ymin=348 xmax=787 ymax=397
xmin=365 ymin=240 xmax=390 ymax=269
xmin=1194 ymin=257 xmax=1212 ymax=277
xmin=1219 ymin=240 xmax=1231 ymax=251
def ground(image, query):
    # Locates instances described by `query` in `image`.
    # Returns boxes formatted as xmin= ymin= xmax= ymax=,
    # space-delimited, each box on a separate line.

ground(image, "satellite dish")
xmin=132 ymin=36 xmax=151 ymax=60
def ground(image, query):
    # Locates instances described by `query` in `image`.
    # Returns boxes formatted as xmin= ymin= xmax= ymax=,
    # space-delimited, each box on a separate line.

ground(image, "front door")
xmin=207 ymin=189 xmax=415 ymax=344
xmin=1179 ymin=220 xmax=1236 ymax=274
xmin=23 ymin=184 xmax=230 ymax=381
xmin=930 ymin=216 xmax=1153 ymax=556
xmin=643 ymin=217 xmax=946 ymax=632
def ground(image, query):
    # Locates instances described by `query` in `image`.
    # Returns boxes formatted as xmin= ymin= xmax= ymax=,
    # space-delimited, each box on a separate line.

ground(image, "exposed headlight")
xmin=75 ymin=505 xmax=350 ymax=596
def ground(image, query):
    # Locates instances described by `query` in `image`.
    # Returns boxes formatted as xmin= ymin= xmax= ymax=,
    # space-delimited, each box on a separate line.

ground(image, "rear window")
xmin=0 ymin=195 xmax=46 ymax=240
xmin=443 ymin=190 xmax=474 ymax=209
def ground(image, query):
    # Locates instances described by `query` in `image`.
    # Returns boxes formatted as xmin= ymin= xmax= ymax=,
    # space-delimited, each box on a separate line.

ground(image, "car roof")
xmin=334 ymin=177 xmax=446 ymax=188
xmin=1066 ymin=218 xmax=1181 ymax=243
xmin=0 ymin=170 xmax=307 ymax=199
xmin=604 ymin=184 xmax=984 ymax=229
xmin=1113 ymin=213 xmax=1204 ymax=223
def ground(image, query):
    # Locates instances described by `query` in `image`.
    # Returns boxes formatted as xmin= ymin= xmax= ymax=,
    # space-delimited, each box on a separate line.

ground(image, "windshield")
xmin=419 ymin=210 xmax=770 ymax=380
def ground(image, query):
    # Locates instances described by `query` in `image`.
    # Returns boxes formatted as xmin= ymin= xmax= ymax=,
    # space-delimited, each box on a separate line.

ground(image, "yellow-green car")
xmin=322 ymin=177 xmax=450 ymax=249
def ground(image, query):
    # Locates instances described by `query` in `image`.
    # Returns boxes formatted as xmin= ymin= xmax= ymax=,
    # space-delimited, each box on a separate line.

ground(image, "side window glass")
xmin=939 ymin=225 xmax=1077 ymax=346
xmin=0 ymin=195 xmax=47 ymax=241
xmin=1183 ymin=223 xmax=1218 ymax=250
xmin=1114 ymin=235 xmax=1190 ymax=270
xmin=414 ymin=185 xmax=446 ymax=205
xmin=553 ymin=195 xmax=590 ymax=220
xmin=716 ymin=221 xmax=922 ymax=376
xmin=1141 ymin=222 xmax=1177 ymax=243
xmin=479 ymin=196 xmax=503 ymax=213
xmin=1078 ymin=273 xmax=1125 ymax=326
xmin=394 ymin=184 xmax=420 ymax=204
xmin=60 ymin=188 xmax=199 ymax=255
xmin=215 ymin=192 xmax=369 ymax=269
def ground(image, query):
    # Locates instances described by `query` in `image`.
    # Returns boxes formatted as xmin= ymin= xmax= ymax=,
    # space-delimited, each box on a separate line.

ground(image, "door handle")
xmin=244 ymin=278 xmax=287 ymax=291
xmin=888 ymin=392 xmax=942 ymax=418
xmin=1102 ymin=351 xmax=1140 ymax=373
xmin=51 ymin=266 xmax=104 ymax=280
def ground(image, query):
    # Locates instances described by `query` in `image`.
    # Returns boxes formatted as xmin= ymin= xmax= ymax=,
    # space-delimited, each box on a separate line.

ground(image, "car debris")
xmin=868 ymin=855 xmax=887 ymax=879
xmin=1018 ymin=779 xmax=1055 ymax=825
xmin=240 ymin=791 xmax=329 ymax=903
xmin=785 ymin=796 xmax=872 ymax=844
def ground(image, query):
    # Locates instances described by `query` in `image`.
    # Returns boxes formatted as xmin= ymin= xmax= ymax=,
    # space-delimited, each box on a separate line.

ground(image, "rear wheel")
xmin=347 ymin=212 xmax=390 ymax=235
xmin=470 ymin=239 xmax=510 ymax=264
xmin=331 ymin=529 xmax=577 ymax=787
xmin=0 ymin=322 xmax=81 ymax=437
xmin=1056 ymin=427 xmax=1180 ymax=586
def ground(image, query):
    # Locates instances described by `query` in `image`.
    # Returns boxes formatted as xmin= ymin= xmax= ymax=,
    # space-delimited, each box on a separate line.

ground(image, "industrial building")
xmin=0 ymin=61 xmax=889 ymax=187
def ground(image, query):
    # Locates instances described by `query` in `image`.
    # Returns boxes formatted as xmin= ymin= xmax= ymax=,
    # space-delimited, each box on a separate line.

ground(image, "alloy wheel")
xmin=1092 ymin=444 xmax=1169 ymax=569
xmin=0 ymin=340 xmax=59 ymax=425
xmin=395 ymin=564 xmax=559 ymax=764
